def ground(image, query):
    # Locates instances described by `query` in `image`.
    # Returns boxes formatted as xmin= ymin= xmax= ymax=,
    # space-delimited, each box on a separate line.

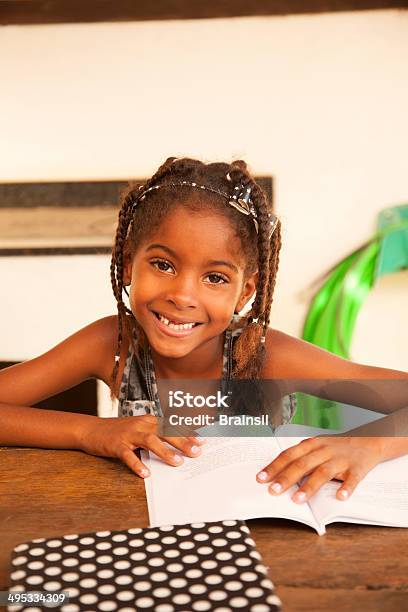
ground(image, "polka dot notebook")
xmin=8 ymin=520 xmax=282 ymax=612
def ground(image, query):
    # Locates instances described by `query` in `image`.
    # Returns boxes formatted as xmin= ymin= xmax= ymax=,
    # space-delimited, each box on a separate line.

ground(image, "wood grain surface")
xmin=1 ymin=448 xmax=407 ymax=611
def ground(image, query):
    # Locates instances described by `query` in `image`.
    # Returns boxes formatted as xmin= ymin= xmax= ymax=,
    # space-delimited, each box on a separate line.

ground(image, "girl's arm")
xmin=0 ymin=316 xmax=118 ymax=448
xmin=0 ymin=316 xmax=202 ymax=475
xmin=264 ymin=328 xmax=407 ymax=412
xmin=0 ymin=316 xmax=118 ymax=407
xmin=257 ymin=328 xmax=408 ymax=503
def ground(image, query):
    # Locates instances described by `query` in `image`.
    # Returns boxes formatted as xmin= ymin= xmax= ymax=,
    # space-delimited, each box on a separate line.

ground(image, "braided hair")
xmin=110 ymin=157 xmax=282 ymax=395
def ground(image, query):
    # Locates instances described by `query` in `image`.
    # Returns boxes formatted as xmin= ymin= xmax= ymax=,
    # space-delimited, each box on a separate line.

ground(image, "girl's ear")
xmin=123 ymin=245 xmax=133 ymax=286
xmin=235 ymin=271 xmax=258 ymax=313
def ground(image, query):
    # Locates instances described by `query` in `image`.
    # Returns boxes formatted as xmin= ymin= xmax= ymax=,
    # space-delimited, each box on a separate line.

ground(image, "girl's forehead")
xmin=139 ymin=206 xmax=244 ymax=264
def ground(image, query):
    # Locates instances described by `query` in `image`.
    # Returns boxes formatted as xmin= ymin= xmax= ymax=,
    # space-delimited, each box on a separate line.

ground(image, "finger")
xmin=266 ymin=449 xmax=331 ymax=497
xmin=187 ymin=435 xmax=208 ymax=445
xmin=139 ymin=432 xmax=185 ymax=466
xmin=332 ymin=470 xmax=347 ymax=482
xmin=256 ymin=438 xmax=321 ymax=484
xmin=336 ymin=469 xmax=366 ymax=501
xmin=301 ymin=467 xmax=347 ymax=484
xmin=162 ymin=436 xmax=203 ymax=458
xmin=118 ymin=445 xmax=151 ymax=478
xmin=291 ymin=460 xmax=343 ymax=504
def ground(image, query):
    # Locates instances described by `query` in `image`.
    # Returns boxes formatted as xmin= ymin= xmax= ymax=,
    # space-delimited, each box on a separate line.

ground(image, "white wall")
xmin=0 ymin=9 xmax=407 ymax=373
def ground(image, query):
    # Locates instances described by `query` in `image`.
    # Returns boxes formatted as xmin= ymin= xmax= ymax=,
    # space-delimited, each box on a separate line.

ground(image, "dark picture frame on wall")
xmin=0 ymin=177 xmax=273 ymax=256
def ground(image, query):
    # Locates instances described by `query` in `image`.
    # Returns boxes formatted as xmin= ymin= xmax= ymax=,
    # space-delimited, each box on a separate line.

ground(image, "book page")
xmin=275 ymin=423 xmax=408 ymax=530
xmin=143 ymin=436 xmax=320 ymax=533
xmin=275 ymin=424 xmax=341 ymax=439
xmin=308 ymin=454 xmax=408 ymax=529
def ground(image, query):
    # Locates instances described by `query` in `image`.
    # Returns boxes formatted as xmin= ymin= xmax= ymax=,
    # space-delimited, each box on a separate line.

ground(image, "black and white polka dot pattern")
xmin=9 ymin=520 xmax=282 ymax=611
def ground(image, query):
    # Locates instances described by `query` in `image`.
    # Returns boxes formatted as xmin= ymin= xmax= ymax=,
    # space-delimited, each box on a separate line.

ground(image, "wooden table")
xmin=1 ymin=448 xmax=407 ymax=611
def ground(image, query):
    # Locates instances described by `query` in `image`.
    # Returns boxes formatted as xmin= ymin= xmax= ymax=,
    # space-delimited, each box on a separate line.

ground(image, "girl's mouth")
xmin=151 ymin=311 xmax=203 ymax=336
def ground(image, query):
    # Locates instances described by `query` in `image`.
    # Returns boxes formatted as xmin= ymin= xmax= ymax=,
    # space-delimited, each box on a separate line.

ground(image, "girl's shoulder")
xmin=262 ymin=327 xmax=407 ymax=409
xmin=261 ymin=327 xmax=381 ymax=380
xmin=261 ymin=327 xmax=308 ymax=379
xmin=61 ymin=314 xmax=131 ymax=395
xmin=79 ymin=315 xmax=130 ymax=388
xmin=0 ymin=315 xmax=129 ymax=407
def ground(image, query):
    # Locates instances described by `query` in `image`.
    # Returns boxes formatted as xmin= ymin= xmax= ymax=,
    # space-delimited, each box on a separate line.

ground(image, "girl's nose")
xmin=165 ymin=275 xmax=199 ymax=309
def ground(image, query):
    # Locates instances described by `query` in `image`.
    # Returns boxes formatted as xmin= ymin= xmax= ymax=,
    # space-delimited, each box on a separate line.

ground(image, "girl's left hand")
xmin=256 ymin=436 xmax=384 ymax=503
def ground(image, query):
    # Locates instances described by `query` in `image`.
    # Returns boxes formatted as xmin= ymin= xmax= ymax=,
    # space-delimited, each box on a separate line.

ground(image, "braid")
xmin=109 ymin=156 xmax=178 ymax=397
xmin=263 ymin=220 xmax=282 ymax=330
xmin=230 ymin=167 xmax=280 ymax=379
xmin=109 ymin=195 xmax=134 ymax=396
xmin=247 ymin=182 xmax=272 ymax=324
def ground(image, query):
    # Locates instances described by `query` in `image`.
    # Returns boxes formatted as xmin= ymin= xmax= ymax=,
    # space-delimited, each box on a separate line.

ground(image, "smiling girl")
xmin=0 ymin=157 xmax=407 ymax=506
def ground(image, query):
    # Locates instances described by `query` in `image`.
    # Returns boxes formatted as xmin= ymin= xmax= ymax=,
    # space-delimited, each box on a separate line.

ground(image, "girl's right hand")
xmin=77 ymin=415 xmax=204 ymax=478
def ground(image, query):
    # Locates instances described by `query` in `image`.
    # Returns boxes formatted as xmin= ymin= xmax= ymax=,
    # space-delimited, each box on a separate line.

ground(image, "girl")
xmin=1 ymin=157 xmax=407 ymax=507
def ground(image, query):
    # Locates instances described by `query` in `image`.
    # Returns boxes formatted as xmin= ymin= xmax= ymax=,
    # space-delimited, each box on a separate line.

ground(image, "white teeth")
xmin=158 ymin=314 xmax=195 ymax=330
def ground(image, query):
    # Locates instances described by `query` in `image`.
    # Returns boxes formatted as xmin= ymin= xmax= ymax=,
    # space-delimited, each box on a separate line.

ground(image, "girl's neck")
xmin=150 ymin=333 xmax=225 ymax=380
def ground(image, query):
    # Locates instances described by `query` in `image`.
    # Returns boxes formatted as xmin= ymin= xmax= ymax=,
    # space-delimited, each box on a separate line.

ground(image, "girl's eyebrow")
xmin=145 ymin=243 xmax=239 ymax=273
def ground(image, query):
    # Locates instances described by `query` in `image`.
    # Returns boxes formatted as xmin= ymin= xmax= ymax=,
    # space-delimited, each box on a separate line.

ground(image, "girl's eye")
xmin=151 ymin=259 xmax=174 ymax=274
xmin=205 ymin=273 xmax=228 ymax=285
xmin=150 ymin=260 xmax=227 ymax=284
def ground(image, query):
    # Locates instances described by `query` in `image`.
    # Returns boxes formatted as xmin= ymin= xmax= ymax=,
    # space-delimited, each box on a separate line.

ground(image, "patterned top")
xmin=118 ymin=324 xmax=296 ymax=428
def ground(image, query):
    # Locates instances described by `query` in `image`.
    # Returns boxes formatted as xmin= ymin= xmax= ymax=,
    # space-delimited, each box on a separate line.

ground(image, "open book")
xmin=143 ymin=423 xmax=408 ymax=536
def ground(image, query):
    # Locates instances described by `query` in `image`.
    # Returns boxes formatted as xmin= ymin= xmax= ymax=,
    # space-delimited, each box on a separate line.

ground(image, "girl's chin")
xmin=150 ymin=341 xmax=194 ymax=359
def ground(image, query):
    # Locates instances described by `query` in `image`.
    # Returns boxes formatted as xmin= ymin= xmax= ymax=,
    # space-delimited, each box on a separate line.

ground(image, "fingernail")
xmin=140 ymin=467 xmax=150 ymax=478
xmin=269 ymin=482 xmax=282 ymax=495
xmin=173 ymin=454 xmax=183 ymax=464
xmin=257 ymin=471 xmax=269 ymax=482
xmin=190 ymin=445 xmax=201 ymax=455
xmin=339 ymin=489 xmax=349 ymax=500
xmin=194 ymin=437 xmax=207 ymax=445
xmin=293 ymin=491 xmax=307 ymax=504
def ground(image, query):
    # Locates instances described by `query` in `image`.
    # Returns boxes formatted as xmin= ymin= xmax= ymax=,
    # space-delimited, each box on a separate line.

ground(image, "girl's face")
xmin=124 ymin=205 xmax=257 ymax=360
